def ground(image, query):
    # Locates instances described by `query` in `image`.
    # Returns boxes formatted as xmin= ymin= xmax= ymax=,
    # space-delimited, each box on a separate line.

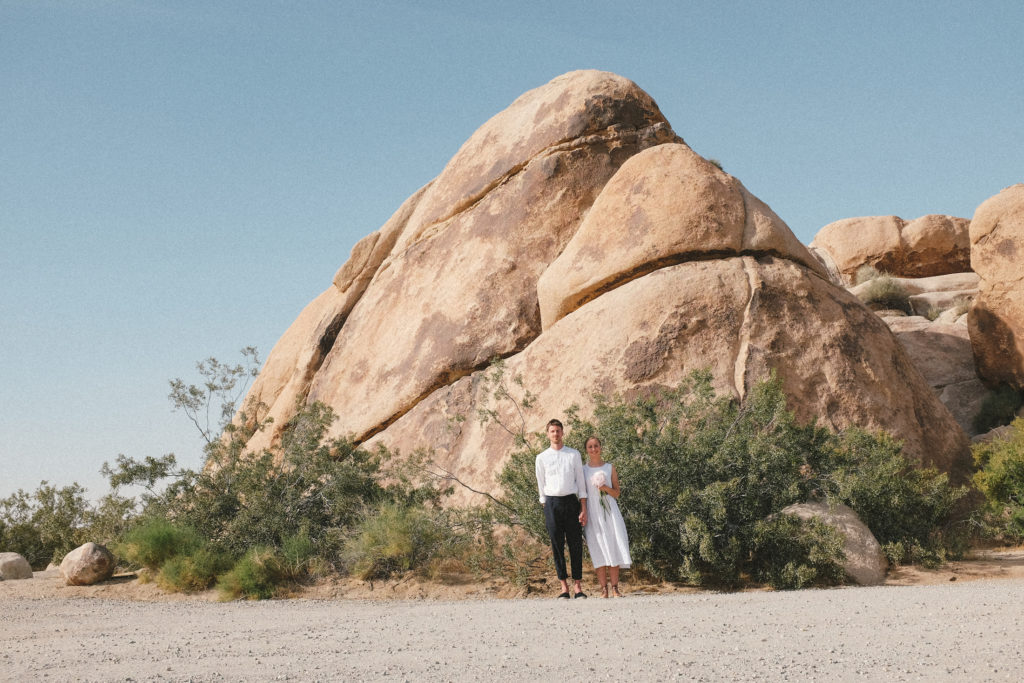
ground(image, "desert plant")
xmin=972 ymin=419 xmax=1024 ymax=541
xmin=117 ymin=518 xmax=203 ymax=570
xmin=750 ymin=514 xmax=846 ymax=589
xmin=342 ymin=503 xmax=459 ymax=580
xmin=495 ymin=370 xmax=973 ymax=588
xmin=216 ymin=546 xmax=288 ymax=600
xmin=707 ymin=158 xmax=724 ymax=171
xmin=857 ymin=274 xmax=912 ymax=313
xmin=854 ymin=265 xmax=882 ymax=285
xmin=973 ymin=385 xmax=1024 ymax=435
xmin=156 ymin=545 xmax=234 ymax=592
xmin=0 ymin=482 xmax=92 ymax=568
xmin=823 ymin=428 xmax=971 ymax=566
xmin=950 ymin=295 xmax=972 ymax=319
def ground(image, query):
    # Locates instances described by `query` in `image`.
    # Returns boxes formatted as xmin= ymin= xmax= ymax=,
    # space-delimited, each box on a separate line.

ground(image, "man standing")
xmin=535 ymin=418 xmax=588 ymax=598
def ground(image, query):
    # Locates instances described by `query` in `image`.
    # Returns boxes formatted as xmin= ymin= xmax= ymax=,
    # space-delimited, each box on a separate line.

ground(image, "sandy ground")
xmin=3 ymin=551 xmax=1024 ymax=681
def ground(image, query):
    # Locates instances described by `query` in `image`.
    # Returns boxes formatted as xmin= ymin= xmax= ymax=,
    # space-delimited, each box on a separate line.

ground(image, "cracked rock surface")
xmin=969 ymin=183 xmax=1024 ymax=389
xmin=239 ymin=70 xmax=971 ymax=493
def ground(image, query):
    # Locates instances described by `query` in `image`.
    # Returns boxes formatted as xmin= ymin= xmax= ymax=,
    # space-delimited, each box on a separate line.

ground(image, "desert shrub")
xmin=951 ymin=295 xmax=972 ymax=318
xmin=822 ymin=428 xmax=971 ymax=566
xmin=0 ymin=482 xmax=92 ymax=568
xmin=216 ymin=547 xmax=288 ymax=600
xmin=750 ymin=514 xmax=845 ymax=590
xmin=972 ymin=419 xmax=1024 ymax=541
xmin=497 ymin=370 xmax=973 ymax=588
xmin=107 ymin=395 xmax=448 ymax=584
xmin=707 ymin=158 xmax=724 ymax=171
xmin=972 ymin=385 xmax=1024 ymax=435
xmin=854 ymin=265 xmax=882 ymax=285
xmin=117 ymin=518 xmax=203 ymax=570
xmin=157 ymin=545 xmax=234 ymax=592
xmin=342 ymin=503 xmax=460 ymax=580
xmin=857 ymin=275 xmax=911 ymax=313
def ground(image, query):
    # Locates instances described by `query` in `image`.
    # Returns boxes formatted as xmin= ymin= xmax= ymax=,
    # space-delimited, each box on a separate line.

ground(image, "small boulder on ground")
xmin=60 ymin=543 xmax=115 ymax=586
xmin=780 ymin=502 xmax=888 ymax=586
xmin=0 ymin=552 xmax=33 ymax=580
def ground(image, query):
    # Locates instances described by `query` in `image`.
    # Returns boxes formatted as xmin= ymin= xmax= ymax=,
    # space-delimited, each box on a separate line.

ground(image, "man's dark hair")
xmin=546 ymin=418 xmax=563 ymax=430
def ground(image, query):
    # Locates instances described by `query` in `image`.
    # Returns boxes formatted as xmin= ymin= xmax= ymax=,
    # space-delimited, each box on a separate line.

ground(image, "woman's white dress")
xmin=583 ymin=462 xmax=632 ymax=568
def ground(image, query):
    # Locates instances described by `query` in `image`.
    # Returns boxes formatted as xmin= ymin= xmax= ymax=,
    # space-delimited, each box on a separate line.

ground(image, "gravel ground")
xmin=3 ymin=579 xmax=1024 ymax=682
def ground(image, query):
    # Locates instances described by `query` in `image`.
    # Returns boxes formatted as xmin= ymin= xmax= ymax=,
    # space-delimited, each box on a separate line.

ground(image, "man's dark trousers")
xmin=544 ymin=494 xmax=583 ymax=581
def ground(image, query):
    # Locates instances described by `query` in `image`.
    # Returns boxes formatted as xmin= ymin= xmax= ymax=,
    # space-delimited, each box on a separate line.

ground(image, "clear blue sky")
xmin=2 ymin=1 xmax=1021 ymax=500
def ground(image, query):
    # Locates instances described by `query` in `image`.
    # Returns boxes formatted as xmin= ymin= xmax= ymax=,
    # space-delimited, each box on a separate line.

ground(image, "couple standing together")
xmin=535 ymin=418 xmax=631 ymax=599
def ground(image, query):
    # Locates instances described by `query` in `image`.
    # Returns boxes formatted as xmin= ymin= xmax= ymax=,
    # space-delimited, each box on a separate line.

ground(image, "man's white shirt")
xmin=535 ymin=446 xmax=587 ymax=504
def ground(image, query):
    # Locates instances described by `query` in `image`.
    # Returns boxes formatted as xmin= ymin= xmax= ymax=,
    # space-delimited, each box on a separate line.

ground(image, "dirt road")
xmin=4 ymin=578 xmax=1024 ymax=681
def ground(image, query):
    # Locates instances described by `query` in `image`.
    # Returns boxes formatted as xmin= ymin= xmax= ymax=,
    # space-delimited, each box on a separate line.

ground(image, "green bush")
xmin=497 ymin=371 xmax=972 ymax=588
xmin=973 ymin=385 xmax=1024 ymax=435
xmin=0 ymin=482 xmax=93 ymax=568
xmin=157 ymin=545 xmax=234 ymax=593
xmin=751 ymin=514 xmax=846 ymax=590
xmin=972 ymin=419 xmax=1024 ymax=541
xmin=857 ymin=275 xmax=912 ymax=313
xmin=342 ymin=503 xmax=457 ymax=580
xmin=117 ymin=518 xmax=202 ymax=570
xmin=824 ymin=428 xmax=971 ymax=566
xmin=216 ymin=547 xmax=288 ymax=600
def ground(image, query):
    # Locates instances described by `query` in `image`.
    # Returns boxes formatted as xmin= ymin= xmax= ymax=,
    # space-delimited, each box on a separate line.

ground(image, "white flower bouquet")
xmin=590 ymin=470 xmax=610 ymax=514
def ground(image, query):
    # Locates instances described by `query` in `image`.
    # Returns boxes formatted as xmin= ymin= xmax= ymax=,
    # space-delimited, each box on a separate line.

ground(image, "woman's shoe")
xmin=611 ymin=584 xmax=622 ymax=597
xmin=601 ymin=583 xmax=610 ymax=599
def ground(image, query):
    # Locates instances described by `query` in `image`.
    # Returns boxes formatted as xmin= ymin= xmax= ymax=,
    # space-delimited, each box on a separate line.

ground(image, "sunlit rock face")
xmin=810 ymin=214 xmax=971 ymax=285
xmin=969 ymin=184 xmax=1024 ymax=390
xmin=240 ymin=70 xmax=971 ymax=501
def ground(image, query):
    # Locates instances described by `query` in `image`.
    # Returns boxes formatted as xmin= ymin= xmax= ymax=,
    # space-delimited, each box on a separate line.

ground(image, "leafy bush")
xmin=117 ymin=518 xmax=202 ymax=571
xmin=0 ymin=482 xmax=92 ymax=568
xmin=342 ymin=503 xmax=458 ymax=580
xmin=973 ymin=385 xmax=1024 ymax=435
xmin=751 ymin=515 xmax=845 ymax=589
xmin=157 ymin=545 xmax=234 ymax=593
xmin=857 ymin=275 xmax=911 ymax=313
xmin=216 ymin=547 xmax=288 ymax=600
xmin=823 ymin=428 xmax=971 ymax=566
xmin=106 ymin=392 xmax=449 ymax=598
xmin=497 ymin=371 xmax=972 ymax=588
xmin=972 ymin=419 xmax=1024 ymax=541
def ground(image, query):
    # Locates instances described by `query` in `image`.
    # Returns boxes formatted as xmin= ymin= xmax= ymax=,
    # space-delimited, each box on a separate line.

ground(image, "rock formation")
xmin=968 ymin=184 xmax=1024 ymax=390
xmin=240 ymin=70 xmax=972 ymax=503
xmin=811 ymin=214 xmax=971 ymax=284
xmin=884 ymin=316 xmax=990 ymax=435
xmin=59 ymin=542 xmax=115 ymax=586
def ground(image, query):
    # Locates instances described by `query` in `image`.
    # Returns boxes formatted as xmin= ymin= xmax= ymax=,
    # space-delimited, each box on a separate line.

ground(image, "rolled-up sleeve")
xmin=574 ymin=452 xmax=587 ymax=499
xmin=536 ymin=453 xmax=546 ymax=504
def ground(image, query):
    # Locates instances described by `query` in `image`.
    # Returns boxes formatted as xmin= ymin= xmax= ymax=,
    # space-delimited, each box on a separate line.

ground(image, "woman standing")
xmin=583 ymin=436 xmax=631 ymax=598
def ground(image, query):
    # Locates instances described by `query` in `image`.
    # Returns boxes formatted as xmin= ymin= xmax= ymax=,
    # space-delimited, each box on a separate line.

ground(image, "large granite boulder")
xmin=968 ymin=184 xmax=1024 ymax=390
xmin=780 ymin=502 xmax=888 ymax=586
xmin=536 ymin=142 xmax=826 ymax=328
xmin=243 ymin=70 xmax=677 ymax=450
xmin=59 ymin=542 xmax=115 ymax=586
xmin=811 ymin=214 xmax=971 ymax=284
xmin=885 ymin=316 xmax=991 ymax=436
xmin=0 ymin=552 xmax=33 ymax=580
xmin=240 ymin=70 xmax=972 ymax=504
xmin=369 ymin=255 xmax=971 ymax=503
